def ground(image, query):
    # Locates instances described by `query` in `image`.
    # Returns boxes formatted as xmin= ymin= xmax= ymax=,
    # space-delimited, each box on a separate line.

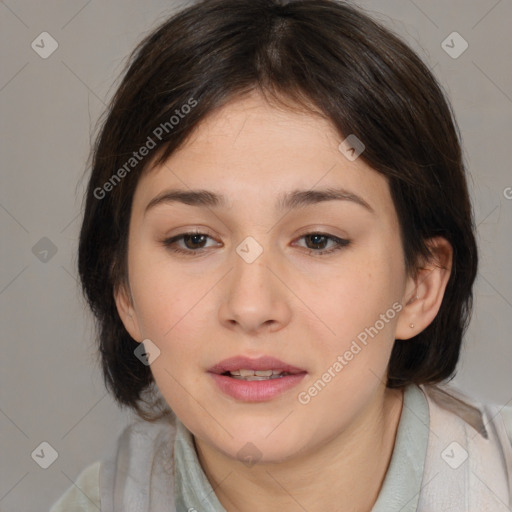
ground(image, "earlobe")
xmin=395 ymin=237 xmax=453 ymax=340
xmin=113 ymin=282 xmax=144 ymax=342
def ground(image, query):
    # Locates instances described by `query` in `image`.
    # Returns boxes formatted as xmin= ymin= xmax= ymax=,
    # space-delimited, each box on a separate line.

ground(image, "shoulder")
xmin=49 ymin=414 xmax=178 ymax=511
xmin=417 ymin=383 xmax=512 ymax=508
xmin=50 ymin=461 xmax=101 ymax=512
xmin=499 ymin=404 xmax=512 ymax=446
xmin=420 ymin=382 xmax=512 ymax=447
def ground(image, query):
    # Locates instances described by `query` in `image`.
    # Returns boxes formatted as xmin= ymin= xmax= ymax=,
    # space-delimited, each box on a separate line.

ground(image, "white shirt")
xmin=50 ymin=383 xmax=512 ymax=511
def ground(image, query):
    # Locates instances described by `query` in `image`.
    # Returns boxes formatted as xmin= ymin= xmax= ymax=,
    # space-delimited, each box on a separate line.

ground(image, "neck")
xmin=194 ymin=385 xmax=404 ymax=512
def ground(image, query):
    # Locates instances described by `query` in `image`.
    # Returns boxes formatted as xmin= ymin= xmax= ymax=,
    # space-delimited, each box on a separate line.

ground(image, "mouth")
xmin=208 ymin=356 xmax=307 ymax=402
xmin=208 ymin=355 xmax=306 ymax=378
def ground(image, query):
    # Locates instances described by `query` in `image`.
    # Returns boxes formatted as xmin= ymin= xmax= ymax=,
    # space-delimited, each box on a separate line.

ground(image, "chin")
xmin=222 ymin=437 xmax=303 ymax=467
xmin=223 ymin=423 xmax=307 ymax=462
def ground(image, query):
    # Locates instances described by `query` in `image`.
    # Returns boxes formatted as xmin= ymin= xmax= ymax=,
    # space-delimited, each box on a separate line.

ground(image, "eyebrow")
xmin=144 ymin=187 xmax=375 ymax=215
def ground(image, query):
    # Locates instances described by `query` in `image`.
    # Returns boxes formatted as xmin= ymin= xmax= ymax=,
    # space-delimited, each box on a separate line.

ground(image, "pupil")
xmin=185 ymin=234 xmax=206 ymax=249
xmin=307 ymin=234 xmax=326 ymax=249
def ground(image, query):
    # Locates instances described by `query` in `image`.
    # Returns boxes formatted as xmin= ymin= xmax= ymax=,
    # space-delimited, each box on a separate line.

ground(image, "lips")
xmin=208 ymin=355 xmax=306 ymax=375
xmin=208 ymin=355 xmax=307 ymax=402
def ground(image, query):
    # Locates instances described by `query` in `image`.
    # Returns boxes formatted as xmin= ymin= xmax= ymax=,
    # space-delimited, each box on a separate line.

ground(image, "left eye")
xmin=294 ymin=233 xmax=350 ymax=254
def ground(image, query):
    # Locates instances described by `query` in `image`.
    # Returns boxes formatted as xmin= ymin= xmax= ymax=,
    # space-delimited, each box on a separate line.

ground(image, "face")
xmin=116 ymin=91 xmax=415 ymax=464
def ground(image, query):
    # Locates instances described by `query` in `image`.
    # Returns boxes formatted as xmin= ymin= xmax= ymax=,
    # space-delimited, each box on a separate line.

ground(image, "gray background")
xmin=0 ymin=1 xmax=511 ymax=510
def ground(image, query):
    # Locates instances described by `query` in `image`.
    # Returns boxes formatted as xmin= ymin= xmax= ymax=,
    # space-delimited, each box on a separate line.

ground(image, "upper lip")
xmin=208 ymin=356 xmax=307 ymax=375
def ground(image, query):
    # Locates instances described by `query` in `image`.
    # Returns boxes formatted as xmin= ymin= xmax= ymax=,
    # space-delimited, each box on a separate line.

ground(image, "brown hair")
xmin=78 ymin=0 xmax=478 ymax=419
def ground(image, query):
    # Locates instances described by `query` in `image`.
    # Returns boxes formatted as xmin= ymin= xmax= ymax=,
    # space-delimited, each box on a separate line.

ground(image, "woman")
xmin=51 ymin=0 xmax=512 ymax=510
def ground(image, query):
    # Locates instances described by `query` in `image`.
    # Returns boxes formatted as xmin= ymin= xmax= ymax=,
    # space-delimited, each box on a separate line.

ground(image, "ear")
xmin=113 ymin=280 xmax=144 ymax=342
xmin=395 ymin=236 xmax=453 ymax=340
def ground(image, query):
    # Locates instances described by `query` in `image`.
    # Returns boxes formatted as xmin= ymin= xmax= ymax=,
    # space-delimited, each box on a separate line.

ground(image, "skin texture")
xmin=115 ymin=91 xmax=452 ymax=511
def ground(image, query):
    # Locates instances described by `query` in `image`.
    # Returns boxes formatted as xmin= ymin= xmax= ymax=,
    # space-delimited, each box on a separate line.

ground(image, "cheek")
xmin=315 ymin=252 xmax=401 ymax=330
xmin=308 ymin=252 xmax=403 ymax=377
xmin=129 ymin=263 xmax=210 ymax=413
xmin=128 ymin=240 xmax=210 ymax=338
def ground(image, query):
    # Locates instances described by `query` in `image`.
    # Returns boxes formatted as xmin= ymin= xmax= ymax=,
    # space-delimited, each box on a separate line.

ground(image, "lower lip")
xmin=209 ymin=373 xmax=307 ymax=402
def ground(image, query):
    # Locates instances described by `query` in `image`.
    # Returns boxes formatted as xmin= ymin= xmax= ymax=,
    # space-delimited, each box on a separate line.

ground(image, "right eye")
xmin=161 ymin=231 xmax=220 ymax=255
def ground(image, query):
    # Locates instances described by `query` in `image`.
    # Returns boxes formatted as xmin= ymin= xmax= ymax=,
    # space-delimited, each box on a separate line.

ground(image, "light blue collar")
xmin=371 ymin=384 xmax=429 ymax=512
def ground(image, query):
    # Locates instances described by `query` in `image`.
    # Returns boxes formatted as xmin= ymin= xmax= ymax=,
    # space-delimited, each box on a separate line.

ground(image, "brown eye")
xmin=182 ymin=233 xmax=208 ymax=249
xmin=304 ymin=234 xmax=329 ymax=250
xmin=162 ymin=231 xmax=220 ymax=256
xmin=295 ymin=232 xmax=351 ymax=256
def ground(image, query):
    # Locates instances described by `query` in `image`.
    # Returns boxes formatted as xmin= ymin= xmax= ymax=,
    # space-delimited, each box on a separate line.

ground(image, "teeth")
xmin=230 ymin=369 xmax=282 ymax=377
xmin=254 ymin=370 xmax=273 ymax=377
xmin=231 ymin=374 xmax=287 ymax=381
xmin=227 ymin=369 xmax=290 ymax=381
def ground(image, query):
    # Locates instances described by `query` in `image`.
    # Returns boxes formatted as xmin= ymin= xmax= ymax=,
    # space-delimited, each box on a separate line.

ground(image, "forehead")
xmin=133 ymin=92 xmax=396 ymax=220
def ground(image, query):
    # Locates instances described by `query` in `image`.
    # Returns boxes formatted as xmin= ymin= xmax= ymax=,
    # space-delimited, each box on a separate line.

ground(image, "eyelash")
xmin=161 ymin=231 xmax=351 ymax=257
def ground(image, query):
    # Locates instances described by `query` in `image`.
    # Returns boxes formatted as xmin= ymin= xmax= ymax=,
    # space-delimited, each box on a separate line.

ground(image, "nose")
xmin=218 ymin=245 xmax=292 ymax=335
